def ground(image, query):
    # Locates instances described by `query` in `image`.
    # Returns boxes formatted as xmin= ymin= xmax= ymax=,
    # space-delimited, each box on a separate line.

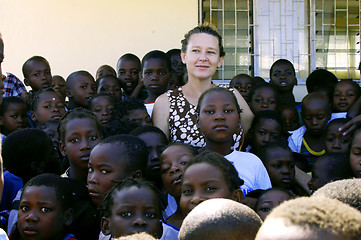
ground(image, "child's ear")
xmin=63 ymin=208 xmax=73 ymax=226
xmin=101 ymin=217 xmax=111 ymax=236
xmin=66 ymin=89 xmax=73 ymax=99
xmin=59 ymin=141 xmax=67 ymax=157
xmin=24 ymin=78 xmax=30 ymax=86
xmin=131 ymin=170 xmax=142 ymax=179
xmin=30 ymin=111 xmax=38 ymax=122
xmin=231 ymin=189 xmax=245 ymax=203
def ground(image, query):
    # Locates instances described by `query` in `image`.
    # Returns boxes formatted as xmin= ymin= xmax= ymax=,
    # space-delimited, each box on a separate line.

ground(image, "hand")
xmin=338 ymin=115 xmax=361 ymax=136
xmin=20 ymin=91 xmax=31 ymax=109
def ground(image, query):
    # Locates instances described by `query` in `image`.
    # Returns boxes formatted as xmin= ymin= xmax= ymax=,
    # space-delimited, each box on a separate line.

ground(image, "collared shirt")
xmin=3 ymin=72 xmax=26 ymax=97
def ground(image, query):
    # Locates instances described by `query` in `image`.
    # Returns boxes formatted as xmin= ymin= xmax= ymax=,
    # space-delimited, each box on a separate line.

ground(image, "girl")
xmin=248 ymin=82 xmax=278 ymax=114
xmin=255 ymin=187 xmax=294 ymax=221
xmin=153 ymin=24 xmax=253 ymax=149
xmin=325 ymin=118 xmax=351 ymax=153
xmin=89 ymin=93 xmax=116 ymax=128
xmin=100 ymin=179 xmax=164 ymax=239
xmin=196 ymin=87 xmax=271 ymax=195
xmin=332 ymin=79 xmax=360 ymax=113
xmin=349 ymin=128 xmax=361 ymax=178
xmin=180 ymin=151 xmax=244 ymax=216
xmin=160 ymin=143 xmax=197 ymax=229
xmin=31 ymin=88 xmax=66 ymax=126
xmin=0 ymin=97 xmax=28 ymax=138
xmin=58 ymin=108 xmax=103 ymax=185
xmin=96 ymin=75 xmax=123 ymax=101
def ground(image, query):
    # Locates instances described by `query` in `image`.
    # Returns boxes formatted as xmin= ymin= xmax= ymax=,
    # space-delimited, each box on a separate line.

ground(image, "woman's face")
xmin=181 ymin=33 xmax=223 ymax=81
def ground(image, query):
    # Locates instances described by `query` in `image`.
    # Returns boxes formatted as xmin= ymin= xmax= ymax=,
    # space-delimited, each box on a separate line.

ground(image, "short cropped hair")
xmin=22 ymin=56 xmax=50 ymax=78
xmin=179 ymin=198 xmax=262 ymax=240
xmin=141 ymin=50 xmax=172 ymax=71
xmin=312 ymin=178 xmax=361 ymax=212
xmin=257 ymin=197 xmax=361 ymax=240
xmin=0 ymin=96 xmax=26 ymax=116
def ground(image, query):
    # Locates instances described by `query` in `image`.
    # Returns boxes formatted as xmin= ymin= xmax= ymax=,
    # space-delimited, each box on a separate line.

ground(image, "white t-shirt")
xmin=225 ymin=150 xmax=272 ymax=195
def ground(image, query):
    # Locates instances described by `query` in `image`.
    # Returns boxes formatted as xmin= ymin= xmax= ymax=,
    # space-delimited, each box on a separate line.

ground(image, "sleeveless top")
xmin=167 ymin=87 xmax=243 ymax=149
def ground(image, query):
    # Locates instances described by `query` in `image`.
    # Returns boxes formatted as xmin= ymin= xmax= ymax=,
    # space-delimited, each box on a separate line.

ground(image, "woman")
xmin=153 ymin=25 xmax=253 ymax=148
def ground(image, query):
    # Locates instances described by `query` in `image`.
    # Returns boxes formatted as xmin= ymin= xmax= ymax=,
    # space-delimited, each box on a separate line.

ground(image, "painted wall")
xmin=0 ymin=0 xmax=198 ymax=81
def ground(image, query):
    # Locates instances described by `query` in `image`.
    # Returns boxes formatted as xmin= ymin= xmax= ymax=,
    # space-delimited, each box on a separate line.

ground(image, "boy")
xmin=52 ymin=75 xmax=67 ymax=101
xmin=230 ymin=73 xmax=253 ymax=101
xmin=255 ymin=197 xmax=361 ymax=240
xmin=179 ymin=198 xmax=262 ymax=240
xmin=288 ymin=92 xmax=331 ymax=166
xmin=22 ymin=56 xmax=52 ymax=93
xmin=96 ymin=65 xmax=116 ymax=80
xmin=66 ymin=70 xmax=96 ymax=109
xmin=87 ymin=134 xmax=148 ymax=206
xmin=308 ymin=153 xmax=353 ymax=192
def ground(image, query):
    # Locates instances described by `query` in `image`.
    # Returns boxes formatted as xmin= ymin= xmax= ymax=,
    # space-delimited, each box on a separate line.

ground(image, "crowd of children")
xmin=0 ymin=24 xmax=360 ymax=240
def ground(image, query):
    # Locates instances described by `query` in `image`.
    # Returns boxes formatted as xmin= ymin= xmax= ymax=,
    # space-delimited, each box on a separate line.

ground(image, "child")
xmin=37 ymin=120 xmax=62 ymax=165
xmin=179 ymin=198 xmax=262 ymax=240
xmin=116 ymin=54 xmax=146 ymax=100
xmin=255 ymin=188 xmax=294 ymax=221
xmin=248 ymin=82 xmax=278 ymax=114
xmin=11 ymin=173 xmax=76 ymax=240
xmin=58 ymin=108 xmax=103 ymax=185
xmin=96 ymin=75 xmax=123 ymax=101
xmin=160 ymin=143 xmax=197 ymax=228
xmin=196 ymin=87 xmax=271 ymax=195
xmin=0 ymin=97 xmax=28 ymax=138
xmin=245 ymin=110 xmax=284 ymax=155
xmin=332 ymin=79 xmax=360 ymax=113
xmin=52 ymin=75 xmax=67 ymax=101
xmin=87 ymin=134 xmax=147 ymax=207
xmin=22 ymin=56 xmax=52 ymax=93
xmin=278 ymin=105 xmax=300 ymax=132
xmin=100 ymin=179 xmax=163 ymax=239
xmin=165 ymin=49 xmax=185 ymax=84
xmin=306 ymin=69 xmax=338 ymax=96
xmin=229 ymin=73 xmax=253 ymax=102
xmin=350 ymin=128 xmax=361 ymax=178
xmin=141 ymin=50 xmax=171 ymax=117
xmin=180 ymin=151 xmax=244 ymax=216
xmin=96 ymin=65 xmax=116 ymax=80
xmin=325 ymin=118 xmax=351 ymax=153
xmin=255 ymin=197 xmax=361 ymax=240
xmin=288 ymin=92 xmax=331 ymax=166
xmin=308 ymin=153 xmax=353 ymax=192
xmin=105 ymin=98 xmax=152 ymax=136
xmin=89 ymin=93 xmax=116 ymax=128
xmin=66 ymin=71 xmax=96 ymax=110
xmin=269 ymin=59 xmax=298 ymax=107
xmin=312 ymin=178 xmax=361 ymax=212
xmin=31 ymin=88 xmax=66 ymax=126
xmin=131 ymin=125 xmax=168 ymax=188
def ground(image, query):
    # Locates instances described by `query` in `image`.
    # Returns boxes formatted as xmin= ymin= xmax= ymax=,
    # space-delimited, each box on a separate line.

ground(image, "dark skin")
xmin=303 ymin=131 xmax=326 ymax=153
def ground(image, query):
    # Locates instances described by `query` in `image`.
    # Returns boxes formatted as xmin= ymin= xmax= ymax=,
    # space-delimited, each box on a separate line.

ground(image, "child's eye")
xmin=271 ymin=135 xmax=280 ymax=141
xmin=88 ymin=167 xmax=94 ymax=173
xmin=255 ymin=98 xmax=263 ymax=103
xmin=341 ymin=138 xmax=350 ymax=144
xmin=271 ymin=164 xmax=281 ymax=169
xmin=131 ymin=71 xmax=138 ymax=75
xmin=70 ymin=138 xmax=79 ymax=143
xmin=94 ymin=108 xmax=102 ymax=113
xmin=268 ymin=100 xmax=276 ymax=105
xmin=224 ymin=109 xmax=234 ymax=113
xmin=43 ymin=105 xmax=51 ymax=109
xmin=204 ymin=110 xmax=215 ymax=114
xmin=260 ymin=207 xmax=271 ymax=212
xmin=89 ymin=136 xmax=98 ymax=141
xmin=180 ymin=161 xmax=188 ymax=165
xmin=80 ymin=85 xmax=87 ymax=89
xmin=57 ymin=104 xmax=64 ymax=109
xmin=118 ymin=71 xmax=125 ymax=75
xmin=160 ymin=71 xmax=167 ymax=76
xmin=182 ymin=188 xmax=193 ymax=195
xmin=41 ymin=207 xmax=51 ymax=213
xmin=34 ymin=73 xmax=40 ymax=77
xmin=120 ymin=212 xmax=132 ymax=217
xmin=161 ymin=167 xmax=169 ymax=174
xmin=10 ymin=114 xmax=17 ymax=118
xmin=145 ymin=212 xmax=156 ymax=219
xmin=20 ymin=206 xmax=29 ymax=212
xmin=144 ymin=71 xmax=151 ymax=75
xmin=258 ymin=130 xmax=266 ymax=135
xmin=205 ymin=186 xmax=216 ymax=191
xmin=273 ymin=72 xmax=280 ymax=77
xmin=100 ymin=169 xmax=110 ymax=174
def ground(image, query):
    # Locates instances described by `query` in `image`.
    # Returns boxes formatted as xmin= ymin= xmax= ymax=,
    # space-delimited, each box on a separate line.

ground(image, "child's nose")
xmin=190 ymin=193 xmax=205 ymax=206
xmin=133 ymin=216 xmax=147 ymax=227
xmin=332 ymin=139 xmax=341 ymax=149
xmin=87 ymin=171 xmax=98 ymax=184
xmin=25 ymin=211 xmax=39 ymax=222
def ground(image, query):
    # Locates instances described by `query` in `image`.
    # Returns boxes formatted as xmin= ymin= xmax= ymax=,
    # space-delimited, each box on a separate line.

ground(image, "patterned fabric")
xmin=167 ymin=87 xmax=242 ymax=149
xmin=3 ymin=73 xmax=26 ymax=97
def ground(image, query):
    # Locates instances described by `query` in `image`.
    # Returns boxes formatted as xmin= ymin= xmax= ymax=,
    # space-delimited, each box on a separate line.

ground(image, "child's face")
xmin=51 ymin=76 xmax=66 ymax=99
xmin=270 ymin=62 xmax=296 ymax=92
xmin=96 ymin=65 xmax=115 ymax=79
xmin=103 ymin=186 xmax=162 ymax=238
xmin=137 ymin=132 xmax=167 ymax=182
xmin=325 ymin=122 xmax=351 ymax=153
xmin=142 ymin=59 xmax=170 ymax=96
xmin=18 ymin=186 xmax=70 ymax=240
xmin=170 ymin=54 xmax=185 ymax=77
xmin=301 ymin=100 xmax=330 ymax=135
xmin=160 ymin=145 xmax=193 ymax=198
xmin=90 ymin=96 xmax=115 ymax=127
xmin=88 ymin=144 xmax=131 ymax=206
xmin=24 ymin=60 xmax=52 ymax=91
xmin=349 ymin=132 xmax=361 ymax=178
xmin=230 ymin=76 xmax=253 ymax=101
xmin=198 ymin=91 xmax=240 ymax=144
xmin=117 ymin=59 xmax=140 ymax=94
xmin=60 ymin=118 xmax=101 ymax=170
xmin=263 ymin=148 xmax=295 ymax=189
xmin=333 ymin=81 xmax=358 ymax=112
xmin=308 ymin=159 xmax=331 ymax=191
xmin=68 ymin=74 xmax=96 ymax=108
xmin=256 ymin=190 xmax=292 ymax=221
xmin=97 ymin=77 xmax=123 ymax=101
xmin=250 ymin=87 xmax=277 ymax=114
xmin=167 ymin=71 xmax=180 ymax=91
xmin=126 ymin=109 xmax=152 ymax=126
xmin=0 ymin=103 xmax=28 ymax=135
xmin=32 ymin=92 xmax=66 ymax=124
xmin=280 ymin=107 xmax=300 ymax=132
xmin=180 ymin=162 xmax=233 ymax=215
xmin=252 ymin=119 xmax=282 ymax=151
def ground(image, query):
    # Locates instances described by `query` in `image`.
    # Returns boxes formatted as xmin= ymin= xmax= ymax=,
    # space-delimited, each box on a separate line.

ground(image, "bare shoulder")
xmin=153 ymin=93 xmax=171 ymax=138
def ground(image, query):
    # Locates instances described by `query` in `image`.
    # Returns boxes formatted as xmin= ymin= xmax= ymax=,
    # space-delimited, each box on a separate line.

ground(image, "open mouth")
xmin=172 ymin=174 xmax=182 ymax=185
xmin=280 ymin=81 xmax=287 ymax=87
